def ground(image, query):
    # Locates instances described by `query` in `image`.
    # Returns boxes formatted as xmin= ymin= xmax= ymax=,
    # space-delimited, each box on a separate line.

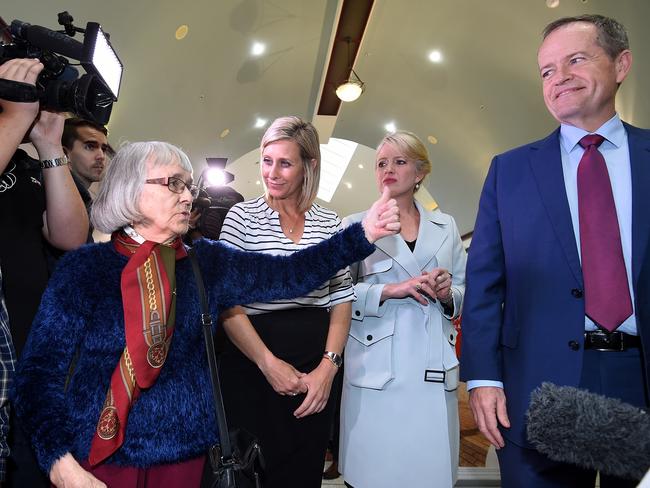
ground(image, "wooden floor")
xmin=458 ymin=383 xmax=492 ymax=467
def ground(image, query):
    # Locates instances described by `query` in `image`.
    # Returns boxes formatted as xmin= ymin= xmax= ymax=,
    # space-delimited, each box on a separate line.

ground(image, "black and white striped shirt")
xmin=219 ymin=196 xmax=355 ymax=315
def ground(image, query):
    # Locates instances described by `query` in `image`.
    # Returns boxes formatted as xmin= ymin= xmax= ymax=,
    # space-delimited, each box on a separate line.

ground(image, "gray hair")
xmin=91 ymin=141 xmax=193 ymax=234
xmin=260 ymin=116 xmax=321 ymax=212
xmin=542 ymin=15 xmax=629 ymax=60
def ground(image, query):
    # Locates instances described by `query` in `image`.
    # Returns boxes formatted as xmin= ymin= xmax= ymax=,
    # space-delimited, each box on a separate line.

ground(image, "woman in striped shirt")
xmin=218 ymin=116 xmax=351 ymax=488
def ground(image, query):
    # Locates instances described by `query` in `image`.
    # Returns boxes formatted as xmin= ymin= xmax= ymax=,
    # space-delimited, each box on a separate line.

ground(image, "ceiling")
xmin=4 ymin=0 xmax=650 ymax=235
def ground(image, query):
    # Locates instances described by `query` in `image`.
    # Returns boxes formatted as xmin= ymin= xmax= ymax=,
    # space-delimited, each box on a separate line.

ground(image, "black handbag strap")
xmin=188 ymin=249 xmax=234 ymax=459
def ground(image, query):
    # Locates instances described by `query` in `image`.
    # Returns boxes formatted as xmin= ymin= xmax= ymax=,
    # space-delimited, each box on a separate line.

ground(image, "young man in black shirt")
xmin=61 ymin=117 xmax=113 ymax=242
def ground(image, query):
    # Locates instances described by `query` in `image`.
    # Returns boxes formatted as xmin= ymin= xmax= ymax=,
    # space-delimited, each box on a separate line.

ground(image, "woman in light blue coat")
xmin=340 ymin=131 xmax=466 ymax=488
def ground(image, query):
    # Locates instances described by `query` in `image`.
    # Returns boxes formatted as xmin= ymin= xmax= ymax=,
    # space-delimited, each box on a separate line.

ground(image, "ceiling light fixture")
xmin=251 ymin=41 xmax=266 ymax=56
xmin=336 ymin=37 xmax=365 ymax=103
xmin=428 ymin=50 xmax=443 ymax=63
xmin=175 ymin=25 xmax=189 ymax=40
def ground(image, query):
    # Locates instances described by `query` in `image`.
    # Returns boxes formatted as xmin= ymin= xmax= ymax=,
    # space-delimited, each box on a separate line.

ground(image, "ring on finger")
xmin=415 ymin=283 xmax=422 ymax=292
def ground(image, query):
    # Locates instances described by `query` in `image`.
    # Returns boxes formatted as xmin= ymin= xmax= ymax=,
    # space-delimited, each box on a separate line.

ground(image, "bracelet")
xmin=440 ymin=288 xmax=454 ymax=304
xmin=323 ymin=351 xmax=342 ymax=368
xmin=40 ymin=155 xmax=69 ymax=169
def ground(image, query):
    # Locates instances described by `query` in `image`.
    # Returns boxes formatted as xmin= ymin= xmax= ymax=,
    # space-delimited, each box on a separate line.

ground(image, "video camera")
xmin=193 ymin=187 xmax=245 ymax=240
xmin=0 ymin=11 xmax=122 ymax=125
xmin=191 ymin=158 xmax=244 ymax=240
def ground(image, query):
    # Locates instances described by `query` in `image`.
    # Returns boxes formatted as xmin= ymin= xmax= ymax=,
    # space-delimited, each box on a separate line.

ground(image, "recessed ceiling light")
xmin=255 ymin=180 xmax=261 ymax=185
xmin=220 ymin=129 xmax=230 ymax=138
xmin=345 ymin=182 xmax=352 ymax=189
xmin=384 ymin=122 xmax=396 ymax=133
xmin=175 ymin=25 xmax=189 ymax=40
xmin=427 ymin=135 xmax=438 ymax=145
xmin=254 ymin=118 xmax=267 ymax=128
xmin=428 ymin=50 xmax=443 ymax=63
xmin=546 ymin=0 xmax=560 ymax=7
xmin=251 ymin=42 xmax=266 ymax=56
xmin=358 ymin=164 xmax=364 ymax=169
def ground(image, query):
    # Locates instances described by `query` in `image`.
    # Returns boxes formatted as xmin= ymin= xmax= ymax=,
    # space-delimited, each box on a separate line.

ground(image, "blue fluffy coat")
xmin=13 ymin=223 xmax=372 ymax=473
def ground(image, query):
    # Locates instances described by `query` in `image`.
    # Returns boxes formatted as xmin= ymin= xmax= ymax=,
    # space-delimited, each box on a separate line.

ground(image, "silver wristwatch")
xmin=39 ymin=155 xmax=69 ymax=169
xmin=323 ymin=351 xmax=343 ymax=368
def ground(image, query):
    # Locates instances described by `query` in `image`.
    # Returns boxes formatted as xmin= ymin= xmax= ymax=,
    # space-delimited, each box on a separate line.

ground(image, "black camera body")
xmin=0 ymin=13 xmax=122 ymax=125
xmin=193 ymin=186 xmax=245 ymax=241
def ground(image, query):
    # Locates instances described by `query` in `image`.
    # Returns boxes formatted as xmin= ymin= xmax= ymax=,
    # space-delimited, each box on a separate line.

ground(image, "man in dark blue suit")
xmin=461 ymin=14 xmax=650 ymax=487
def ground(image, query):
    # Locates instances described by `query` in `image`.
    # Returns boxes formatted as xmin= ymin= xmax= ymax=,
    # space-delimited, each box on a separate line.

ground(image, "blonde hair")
xmin=377 ymin=131 xmax=431 ymax=192
xmin=260 ymin=116 xmax=320 ymax=212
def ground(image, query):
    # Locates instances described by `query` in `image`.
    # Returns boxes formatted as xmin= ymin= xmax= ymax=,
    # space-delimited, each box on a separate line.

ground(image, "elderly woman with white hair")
xmin=11 ymin=140 xmax=399 ymax=488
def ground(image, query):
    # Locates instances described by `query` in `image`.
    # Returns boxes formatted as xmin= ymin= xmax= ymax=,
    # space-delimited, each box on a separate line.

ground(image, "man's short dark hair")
xmin=542 ymin=14 xmax=629 ymax=60
xmin=62 ymin=117 xmax=112 ymax=155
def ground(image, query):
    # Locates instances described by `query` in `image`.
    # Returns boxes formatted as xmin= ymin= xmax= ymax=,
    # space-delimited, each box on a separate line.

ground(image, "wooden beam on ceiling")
xmin=317 ymin=0 xmax=374 ymax=116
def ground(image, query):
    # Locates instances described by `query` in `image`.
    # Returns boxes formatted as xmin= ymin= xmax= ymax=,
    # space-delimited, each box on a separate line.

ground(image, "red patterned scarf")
xmin=88 ymin=230 xmax=187 ymax=465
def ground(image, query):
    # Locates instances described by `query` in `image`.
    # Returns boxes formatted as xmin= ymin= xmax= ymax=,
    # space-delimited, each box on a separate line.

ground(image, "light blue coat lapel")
xmin=374 ymin=201 xmax=448 ymax=277
xmin=374 ymin=234 xmax=420 ymax=277
xmin=413 ymin=201 xmax=448 ymax=271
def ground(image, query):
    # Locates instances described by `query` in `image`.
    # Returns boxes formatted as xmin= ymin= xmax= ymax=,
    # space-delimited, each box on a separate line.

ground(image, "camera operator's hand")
xmin=33 ymin=109 xmax=90 ymax=250
xmin=0 ymin=58 xmax=44 ymax=173
xmin=29 ymin=109 xmax=66 ymax=159
xmin=0 ymin=58 xmax=42 ymax=118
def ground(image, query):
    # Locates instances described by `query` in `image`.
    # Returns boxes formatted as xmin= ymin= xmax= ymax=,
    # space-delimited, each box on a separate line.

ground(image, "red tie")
xmin=577 ymin=134 xmax=632 ymax=331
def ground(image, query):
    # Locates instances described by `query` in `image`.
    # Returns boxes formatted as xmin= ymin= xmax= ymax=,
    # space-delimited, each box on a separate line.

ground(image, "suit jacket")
xmin=344 ymin=201 xmax=467 ymax=390
xmin=460 ymin=122 xmax=650 ymax=446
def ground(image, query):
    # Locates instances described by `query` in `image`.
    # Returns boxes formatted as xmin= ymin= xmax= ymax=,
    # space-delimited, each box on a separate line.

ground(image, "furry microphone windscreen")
xmin=526 ymin=382 xmax=650 ymax=480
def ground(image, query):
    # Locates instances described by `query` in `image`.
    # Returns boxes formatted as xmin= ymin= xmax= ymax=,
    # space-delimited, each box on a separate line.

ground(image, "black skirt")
xmin=219 ymin=307 xmax=336 ymax=488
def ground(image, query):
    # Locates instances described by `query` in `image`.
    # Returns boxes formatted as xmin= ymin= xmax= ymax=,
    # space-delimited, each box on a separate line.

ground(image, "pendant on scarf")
xmin=147 ymin=342 xmax=168 ymax=368
xmin=97 ymin=391 xmax=119 ymax=440
xmin=146 ymin=307 xmax=167 ymax=368
xmin=144 ymin=258 xmax=169 ymax=369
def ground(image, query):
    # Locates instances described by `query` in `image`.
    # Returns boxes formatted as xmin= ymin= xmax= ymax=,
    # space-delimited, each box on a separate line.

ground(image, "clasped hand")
xmin=260 ymin=354 xmax=336 ymax=419
xmin=382 ymin=268 xmax=453 ymax=305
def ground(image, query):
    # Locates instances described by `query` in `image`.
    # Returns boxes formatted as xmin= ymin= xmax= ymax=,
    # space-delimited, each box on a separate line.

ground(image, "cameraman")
xmin=61 ymin=117 xmax=113 ymax=243
xmin=0 ymin=58 xmax=89 ymax=488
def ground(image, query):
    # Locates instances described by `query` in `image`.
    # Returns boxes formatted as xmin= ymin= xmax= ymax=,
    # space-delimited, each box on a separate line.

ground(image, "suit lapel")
xmin=626 ymin=123 xmax=650 ymax=287
xmin=413 ymin=201 xmax=447 ymax=270
xmin=375 ymin=202 xmax=448 ymax=277
xmin=375 ymin=234 xmax=421 ymax=277
xmin=529 ymin=129 xmax=584 ymax=286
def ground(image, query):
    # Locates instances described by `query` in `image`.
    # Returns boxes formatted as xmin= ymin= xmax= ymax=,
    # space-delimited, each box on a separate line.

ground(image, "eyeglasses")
xmin=145 ymin=177 xmax=200 ymax=199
